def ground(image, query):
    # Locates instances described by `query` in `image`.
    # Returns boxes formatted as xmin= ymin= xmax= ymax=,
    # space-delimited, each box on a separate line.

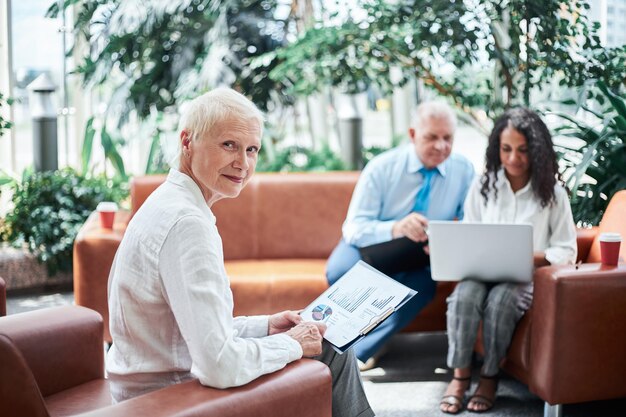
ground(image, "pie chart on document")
xmin=311 ymin=304 xmax=333 ymax=321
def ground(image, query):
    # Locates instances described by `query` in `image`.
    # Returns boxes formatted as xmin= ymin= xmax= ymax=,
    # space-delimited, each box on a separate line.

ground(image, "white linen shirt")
xmin=464 ymin=169 xmax=577 ymax=266
xmin=106 ymin=169 xmax=302 ymax=402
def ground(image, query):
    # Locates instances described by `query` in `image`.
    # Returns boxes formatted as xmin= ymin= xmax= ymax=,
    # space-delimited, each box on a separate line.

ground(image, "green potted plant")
xmin=0 ymin=169 xmax=128 ymax=275
xmin=256 ymin=144 xmax=346 ymax=173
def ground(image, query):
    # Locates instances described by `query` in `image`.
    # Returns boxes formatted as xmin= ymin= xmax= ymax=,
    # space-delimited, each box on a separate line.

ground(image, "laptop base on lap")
xmin=427 ymin=221 xmax=533 ymax=283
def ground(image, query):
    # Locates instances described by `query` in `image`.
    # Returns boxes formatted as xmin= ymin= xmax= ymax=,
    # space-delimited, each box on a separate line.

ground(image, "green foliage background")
xmin=553 ymin=80 xmax=626 ymax=225
xmin=42 ymin=0 xmax=626 ymax=227
xmin=0 ymin=169 xmax=128 ymax=275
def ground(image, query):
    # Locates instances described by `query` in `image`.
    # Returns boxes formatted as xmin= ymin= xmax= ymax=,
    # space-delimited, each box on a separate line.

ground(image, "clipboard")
xmin=331 ymin=284 xmax=415 ymax=353
xmin=358 ymin=237 xmax=429 ymax=275
xmin=300 ymin=261 xmax=417 ymax=353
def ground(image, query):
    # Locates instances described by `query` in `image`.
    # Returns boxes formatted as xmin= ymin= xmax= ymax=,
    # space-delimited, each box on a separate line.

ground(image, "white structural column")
xmin=0 ymin=0 xmax=15 ymax=172
xmin=307 ymin=92 xmax=330 ymax=150
xmin=390 ymin=66 xmax=417 ymax=139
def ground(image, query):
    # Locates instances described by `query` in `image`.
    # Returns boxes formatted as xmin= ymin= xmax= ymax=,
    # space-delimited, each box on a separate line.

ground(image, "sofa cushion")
xmin=131 ymin=172 xmax=359 ymax=261
xmin=226 ymin=260 xmax=329 ymax=316
xmin=130 ymin=175 xmax=167 ymax=217
xmin=214 ymin=172 xmax=358 ymax=260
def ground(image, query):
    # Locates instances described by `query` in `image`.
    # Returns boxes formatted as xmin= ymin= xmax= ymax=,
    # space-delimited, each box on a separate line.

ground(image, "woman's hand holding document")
xmin=300 ymin=261 xmax=417 ymax=352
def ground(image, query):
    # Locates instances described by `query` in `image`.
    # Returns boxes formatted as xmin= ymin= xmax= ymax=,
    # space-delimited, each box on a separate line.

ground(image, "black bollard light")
xmin=28 ymin=73 xmax=58 ymax=172
xmin=337 ymin=94 xmax=364 ymax=170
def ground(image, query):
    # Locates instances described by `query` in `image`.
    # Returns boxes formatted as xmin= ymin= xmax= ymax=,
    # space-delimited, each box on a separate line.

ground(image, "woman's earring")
xmin=183 ymin=137 xmax=191 ymax=158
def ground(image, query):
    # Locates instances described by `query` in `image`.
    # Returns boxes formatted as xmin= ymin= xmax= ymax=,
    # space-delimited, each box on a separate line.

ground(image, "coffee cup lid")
xmin=600 ymin=232 xmax=622 ymax=242
xmin=97 ymin=202 xmax=118 ymax=212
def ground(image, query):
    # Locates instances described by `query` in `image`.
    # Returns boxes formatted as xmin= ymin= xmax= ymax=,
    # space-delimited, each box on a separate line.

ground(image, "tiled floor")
xmin=5 ymin=290 xmax=624 ymax=416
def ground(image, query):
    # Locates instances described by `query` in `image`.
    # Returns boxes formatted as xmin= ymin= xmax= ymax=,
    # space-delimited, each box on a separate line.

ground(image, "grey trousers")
xmin=316 ymin=341 xmax=375 ymax=417
xmin=446 ymin=280 xmax=532 ymax=376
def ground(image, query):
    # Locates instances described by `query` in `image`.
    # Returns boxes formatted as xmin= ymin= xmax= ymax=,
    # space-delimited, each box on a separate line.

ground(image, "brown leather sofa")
xmin=0 ymin=305 xmax=331 ymax=417
xmin=74 ymin=173 xmax=626 ymax=415
xmin=74 ymin=172 xmax=455 ymax=344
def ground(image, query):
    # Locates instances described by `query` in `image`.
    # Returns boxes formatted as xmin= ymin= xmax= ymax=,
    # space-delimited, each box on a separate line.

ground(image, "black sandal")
xmin=440 ymin=376 xmax=471 ymax=415
xmin=467 ymin=374 xmax=498 ymax=413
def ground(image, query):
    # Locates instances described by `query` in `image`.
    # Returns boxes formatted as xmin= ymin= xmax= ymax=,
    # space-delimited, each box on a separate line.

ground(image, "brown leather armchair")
xmin=0 ymin=305 xmax=332 ymax=417
xmin=0 ymin=277 xmax=5 ymax=316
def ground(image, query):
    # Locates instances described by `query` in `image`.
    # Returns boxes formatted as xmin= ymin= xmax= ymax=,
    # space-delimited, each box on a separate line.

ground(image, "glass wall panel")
xmin=9 ymin=0 xmax=76 ymax=173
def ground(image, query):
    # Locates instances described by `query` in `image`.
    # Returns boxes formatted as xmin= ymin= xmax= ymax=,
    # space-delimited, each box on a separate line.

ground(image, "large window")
xmin=1 ymin=0 xmax=79 ymax=174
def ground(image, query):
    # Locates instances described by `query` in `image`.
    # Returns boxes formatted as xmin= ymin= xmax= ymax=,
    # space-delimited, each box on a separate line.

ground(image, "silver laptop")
xmin=428 ymin=221 xmax=534 ymax=283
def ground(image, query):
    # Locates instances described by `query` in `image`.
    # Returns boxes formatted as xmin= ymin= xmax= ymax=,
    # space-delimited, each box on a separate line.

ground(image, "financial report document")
xmin=300 ymin=261 xmax=416 ymax=351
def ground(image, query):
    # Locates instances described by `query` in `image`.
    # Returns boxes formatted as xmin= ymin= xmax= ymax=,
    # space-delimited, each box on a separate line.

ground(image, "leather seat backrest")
xmin=130 ymin=172 xmax=359 ymax=260
xmin=213 ymin=172 xmax=358 ymax=260
xmin=0 ymin=334 xmax=50 ymax=417
xmin=586 ymin=190 xmax=626 ymax=263
xmin=254 ymin=172 xmax=357 ymax=259
xmin=130 ymin=175 xmax=167 ymax=216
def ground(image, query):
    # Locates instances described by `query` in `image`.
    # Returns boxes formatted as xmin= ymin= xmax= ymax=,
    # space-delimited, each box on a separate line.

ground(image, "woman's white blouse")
xmin=106 ymin=169 xmax=302 ymax=402
xmin=464 ymin=170 xmax=577 ymax=266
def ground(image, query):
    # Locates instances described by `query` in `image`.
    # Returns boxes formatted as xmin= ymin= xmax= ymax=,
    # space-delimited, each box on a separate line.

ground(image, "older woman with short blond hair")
xmin=106 ymin=88 xmax=374 ymax=417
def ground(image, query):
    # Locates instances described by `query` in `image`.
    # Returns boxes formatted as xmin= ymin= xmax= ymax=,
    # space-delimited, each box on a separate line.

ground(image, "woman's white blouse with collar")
xmin=463 ymin=169 xmax=577 ymax=266
xmin=106 ymin=169 xmax=302 ymax=402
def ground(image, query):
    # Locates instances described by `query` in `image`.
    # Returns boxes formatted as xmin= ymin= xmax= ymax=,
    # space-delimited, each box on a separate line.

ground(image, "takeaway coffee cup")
xmin=96 ymin=202 xmax=118 ymax=229
xmin=599 ymin=232 xmax=622 ymax=266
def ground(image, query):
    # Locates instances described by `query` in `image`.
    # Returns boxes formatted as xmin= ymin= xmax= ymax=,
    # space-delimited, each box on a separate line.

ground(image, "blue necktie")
xmin=413 ymin=168 xmax=436 ymax=214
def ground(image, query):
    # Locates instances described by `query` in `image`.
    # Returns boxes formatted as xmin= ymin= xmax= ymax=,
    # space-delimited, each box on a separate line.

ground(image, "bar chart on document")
xmin=327 ymin=286 xmax=376 ymax=313
xmin=371 ymin=295 xmax=395 ymax=309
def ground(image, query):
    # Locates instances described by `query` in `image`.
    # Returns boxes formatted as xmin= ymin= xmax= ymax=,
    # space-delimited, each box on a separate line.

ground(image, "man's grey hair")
xmin=171 ymin=87 xmax=264 ymax=168
xmin=412 ymin=100 xmax=457 ymax=132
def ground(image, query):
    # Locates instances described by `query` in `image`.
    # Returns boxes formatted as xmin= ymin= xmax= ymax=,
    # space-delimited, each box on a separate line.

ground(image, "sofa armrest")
xmin=0 ymin=334 xmax=50 ymax=417
xmin=0 ymin=305 xmax=104 ymax=397
xmin=575 ymin=227 xmax=598 ymax=263
xmin=529 ymin=263 xmax=626 ymax=405
xmin=74 ymin=211 xmax=130 ymax=343
xmin=75 ymin=359 xmax=332 ymax=417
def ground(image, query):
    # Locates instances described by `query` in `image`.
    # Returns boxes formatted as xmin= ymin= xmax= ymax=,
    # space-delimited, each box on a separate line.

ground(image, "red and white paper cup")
xmin=599 ymin=232 xmax=622 ymax=266
xmin=96 ymin=202 xmax=118 ymax=229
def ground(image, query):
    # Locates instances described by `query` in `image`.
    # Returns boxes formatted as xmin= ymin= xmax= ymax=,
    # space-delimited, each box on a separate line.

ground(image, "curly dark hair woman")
xmin=441 ymin=107 xmax=578 ymax=415
xmin=480 ymin=108 xmax=563 ymax=208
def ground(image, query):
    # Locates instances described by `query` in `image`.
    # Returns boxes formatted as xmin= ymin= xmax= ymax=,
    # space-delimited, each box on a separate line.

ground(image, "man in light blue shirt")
xmin=326 ymin=101 xmax=475 ymax=370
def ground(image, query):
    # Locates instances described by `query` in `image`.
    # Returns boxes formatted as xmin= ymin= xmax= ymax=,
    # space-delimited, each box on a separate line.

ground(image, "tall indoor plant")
xmin=553 ymin=80 xmax=626 ymax=225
